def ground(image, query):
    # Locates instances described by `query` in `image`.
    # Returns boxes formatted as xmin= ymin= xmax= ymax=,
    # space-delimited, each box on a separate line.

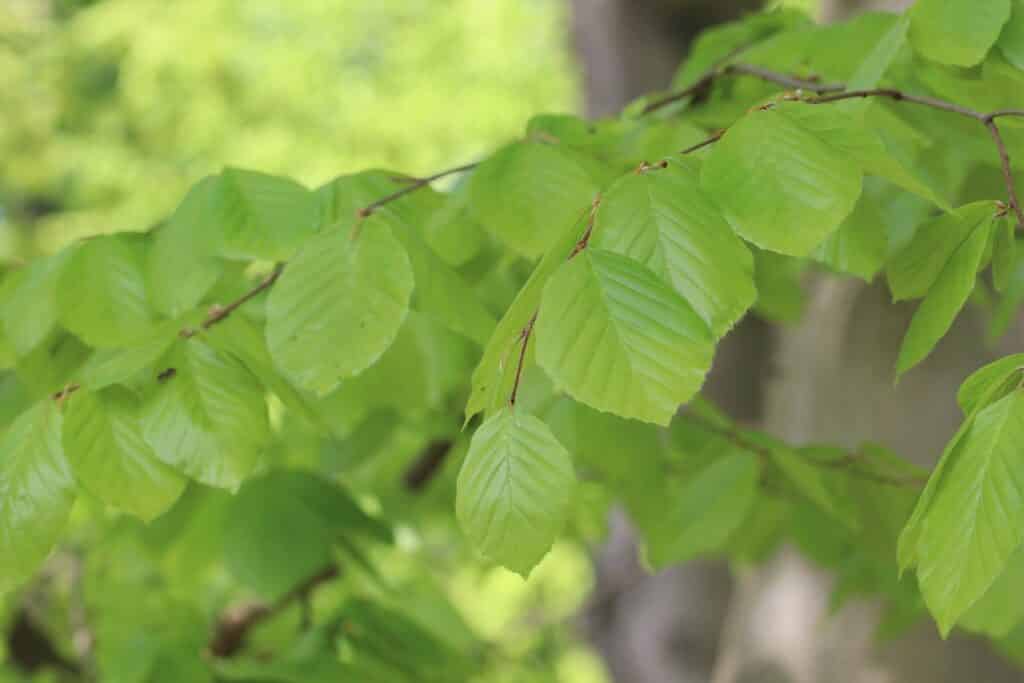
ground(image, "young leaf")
xmin=960 ymin=546 xmax=1024 ymax=638
xmin=468 ymin=141 xmax=598 ymax=258
xmin=592 ymin=159 xmax=755 ymax=337
xmin=896 ymin=222 xmax=989 ymax=375
xmin=218 ymin=168 xmax=319 ymax=262
xmin=58 ymin=234 xmax=156 ymax=348
xmin=0 ymin=250 xmax=71 ymax=357
xmin=846 ymin=14 xmax=910 ymax=92
xmin=915 ymin=390 xmax=1024 ymax=635
xmin=63 ymin=387 xmax=186 ymax=521
xmin=535 ymin=249 xmax=713 ymax=426
xmin=910 ymin=0 xmax=1011 ymax=67
xmin=456 ymin=409 xmax=574 ymax=577
xmin=700 ymin=107 xmax=862 ymax=257
xmin=147 ymin=176 xmax=226 ymax=317
xmin=958 ymin=354 xmax=1024 ymax=416
xmin=887 ymin=203 xmax=996 ymax=301
xmin=266 ymin=220 xmax=414 ymax=395
xmin=0 ymin=402 xmax=75 ymax=593
xmin=141 ymin=340 xmax=269 ymax=491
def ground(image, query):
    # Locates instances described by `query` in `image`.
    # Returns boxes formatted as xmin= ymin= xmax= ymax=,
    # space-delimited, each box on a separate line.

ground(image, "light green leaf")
xmin=753 ymin=250 xmax=807 ymax=323
xmin=999 ymin=0 xmax=1024 ymax=69
xmin=465 ymin=212 xmax=585 ymax=424
xmin=916 ymin=390 xmax=1024 ymax=635
xmin=771 ymin=446 xmax=859 ymax=530
xmin=592 ymin=160 xmax=755 ymax=336
xmin=218 ymin=168 xmax=318 ymax=262
xmin=958 ymin=355 xmax=1024 ymax=416
xmin=847 ymin=15 xmax=910 ymax=91
xmin=536 ymin=249 xmax=713 ymax=425
xmin=911 ymin=0 xmax=1010 ymax=67
xmin=812 ymin=191 xmax=888 ymax=281
xmin=468 ymin=141 xmax=598 ymax=258
xmin=456 ymin=409 xmax=574 ymax=577
xmin=75 ymin=321 xmax=181 ymax=391
xmin=0 ymin=402 xmax=75 ymax=593
xmin=887 ymin=202 xmax=996 ymax=301
xmin=148 ymin=176 xmax=226 ymax=317
xmin=0 ymin=250 xmax=71 ymax=357
xmin=58 ymin=234 xmax=156 ymax=348
xmin=700 ymin=107 xmax=862 ymax=256
xmin=266 ymin=220 xmax=413 ymax=395
xmin=896 ymin=221 xmax=989 ymax=375
xmin=961 ymin=545 xmax=1024 ymax=638
xmin=141 ymin=340 xmax=269 ymax=490
xmin=644 ymin=451 xmax=759 ymax=569
xmin=63 ymin=387 xmax=186 ymax=521
xmin=993 ymin=216 xmax=1016 ymax=293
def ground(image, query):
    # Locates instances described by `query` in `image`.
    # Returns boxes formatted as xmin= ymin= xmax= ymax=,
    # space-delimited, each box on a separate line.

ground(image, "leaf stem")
xmin=356 ymin=162 xmax=479 ymax=219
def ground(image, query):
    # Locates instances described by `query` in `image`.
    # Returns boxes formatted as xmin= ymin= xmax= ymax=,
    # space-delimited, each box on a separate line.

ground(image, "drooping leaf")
xmin=536 ymin=249 xmax=713 ymax=425
xmin=63 ymin=387 xmax=186 ymax=521
xmin=915 ymin=390 xmax=1024 ymax=635
xmin=456 ymin=409 xmax=574 ymax=577
xmin=58 ymin=234 xmax=156 ymax=348
xmin=0 ymin=402 xmax=75 ymax=593
xmin=141 ymin=340 xmax=269 ymax=490
xmin=266 ymin=220 xmax=414 ymax=395
xmin=465 ymin=212 xmax=585 ymax=424
xmin=910 ymin=0 xmax=1011 ymax=67
xmin=700 ymin=107 xmax=862 ymax=256
xmin=896 ymin=221 xmax=990 ymax=375
xmin=468 ymin=140 xmax=598 ymax=258
xmin=592 ymin=159 xmax=755 ymax=336
xmin=961 ymin=546 xmax=1024 ymax=638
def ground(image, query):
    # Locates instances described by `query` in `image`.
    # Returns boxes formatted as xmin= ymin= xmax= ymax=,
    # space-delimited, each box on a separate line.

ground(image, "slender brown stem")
xmin=680 ymin=130 xmax=725 ymax=155
xmin=725 ymin=63 xmax=844 ymax=94
xmin=641 ymin=72 xmax=718 ymax=115
xmin=985 ymin=119 xmax=1024 ymax=230
xmin=807 ymin=88 xmax=987 ymax=120
xmin=988 ymin=109 xmax=1024 ymax=120
xmin=200 ymin=264 xmax=284 ymax=331
xmin=357 ymin=162 xmax=478 ymax=218
xmin=508 ymin=313 xmax=537 ymax=408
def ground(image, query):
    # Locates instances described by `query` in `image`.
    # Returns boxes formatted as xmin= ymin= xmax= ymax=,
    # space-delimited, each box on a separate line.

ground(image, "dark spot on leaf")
xmin=158 ymin=367 xmax=177 ymax=383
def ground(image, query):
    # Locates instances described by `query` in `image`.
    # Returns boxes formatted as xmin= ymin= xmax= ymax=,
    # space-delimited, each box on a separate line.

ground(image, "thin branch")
xmin=209 ymin=565 xmax=339 ymax=658
xmin=508 ymin=312 xmax=537 ymax=408
xmin=403 ymin=440 xmax=455 ymax=492
xmin=725 ymin=63 xmax=844 ymax=94
xmin=985 ymin=118 xmax=1024 ymax=230
xmin=680 ymin=130 xmax=725 ymax=155
xmin=986 ymin=109 xmax=1024 ymax=120
xmin=357 ymin=162 xmax=478 ymax=219
xmin=806 ymin=88 xmax=987 ymax=120
xmin=182 ymin=263 xmax=285 ymax=337
xmin=641 ymin=72 xmax=718 ymax=115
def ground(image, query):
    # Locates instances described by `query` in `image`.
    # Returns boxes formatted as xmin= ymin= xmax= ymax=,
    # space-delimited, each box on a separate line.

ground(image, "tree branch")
xmin=208 ymin=565 xmax=339 ymax=658
xmin=356 ymin=162 xmax=479 ymax=219
xmin=403 ymin=439 xmax=455 ymax=492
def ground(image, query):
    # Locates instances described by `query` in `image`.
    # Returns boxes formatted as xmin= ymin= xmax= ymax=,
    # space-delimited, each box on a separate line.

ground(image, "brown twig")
xmin=208 ymin=565 xmax=339 ymax=658
xmin=356 ymin=162 xmax=478 ymax=219
xmin=806 ymin=88 xmax=987 ymax=120
xmin=680 ymin=130 xmax=725 ymax=155
xmin=984 ymin=118 xmax=1024 ymax=230
xmin=403 ymin=440 xmax=455 ymax=492
xmin=181 ymin=263 xmax=285 ymax=338
xmin=508 ymin=313 xmax=537 ymax=408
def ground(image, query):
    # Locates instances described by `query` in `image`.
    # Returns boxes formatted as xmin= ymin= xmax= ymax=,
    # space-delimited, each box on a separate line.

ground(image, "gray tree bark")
xmin=571 ymin=1 xmax=1024 ymax=682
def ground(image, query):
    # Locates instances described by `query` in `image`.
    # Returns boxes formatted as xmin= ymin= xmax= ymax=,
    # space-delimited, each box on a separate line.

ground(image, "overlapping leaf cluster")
xmin=3 ymin=0 xmax=1024 ymax=676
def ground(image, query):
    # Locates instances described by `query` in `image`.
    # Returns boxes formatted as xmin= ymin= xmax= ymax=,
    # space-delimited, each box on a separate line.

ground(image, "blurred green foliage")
xmin=0 ymin=0 xmax=576 ymax=255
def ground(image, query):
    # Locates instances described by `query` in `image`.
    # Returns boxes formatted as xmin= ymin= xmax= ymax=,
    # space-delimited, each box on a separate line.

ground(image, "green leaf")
xmin=266 ymin=220 xmax=413 ymax=395
xmin=141 ymin=340 xmax=269 ymax=490
xmin=592 ymin=160 xmax=755 ymax=336
xmin=218 ymin=168 xmax=318 ymax=262
xmin=468 ymin=141 xmax=598 ymax=258
xmin=915 ymin=390 xmax=1024 ymax=635
xmin=911 ymin=0 xmax=1011 ymax=67
xmin=536 ymin=249 xmax=713 ymax=425
xmin=887 ymin=202 xmax=996 ymax=301
xmin=993 ymin=215 xmax=1016 ymax=293
xmin=847 ymin=15 xmax=910 ymax=91
xmin=700 ymin=107 xmax=862 ymax=256
xmin=896 ymin=221 xmax=990 ymax=375
xmin=75 ymin=321 xmax=181 ymax=391
xmin=0 ymin=250 xmax=71 ymax=357
xmin=961 ymin=545 xmax=1024 ymax=638
xmin=58 ymin=234 xmax=156 ymax=348
xmin=63 ymin=387 xmax=186 ymax=521
xmin=147 ymin=176 xmax=226 ymax=317
xmin=753 ymin=250 xmax=807 ymax=323
xmin=465 ymin=212 xmax=585 ymax=424
xmin=224 ymin=469 xmax=384 ymax=600
xmin=999 ymin=0 xmax=1024 ymax=69
xmin=812 ymin=191 xmax=888 ymax=281
xmin=643 ymin=451 xmax=759 ymax=569
xmin=958 ymin=355 xmax=1024 ymax=416
xmin=0 ymin=402 xmax=75 ymax=593
xmin=770 ymin=446 xmax=859 ymax=530
xmin=456 ymin=408 xmax=574 ymax=577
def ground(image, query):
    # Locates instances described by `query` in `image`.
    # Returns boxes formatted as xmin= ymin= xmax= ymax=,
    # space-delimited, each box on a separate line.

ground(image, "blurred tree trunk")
xmin=572 ymin=1 xmax=1023 ymax=682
